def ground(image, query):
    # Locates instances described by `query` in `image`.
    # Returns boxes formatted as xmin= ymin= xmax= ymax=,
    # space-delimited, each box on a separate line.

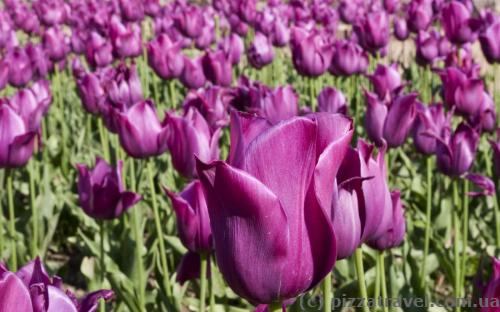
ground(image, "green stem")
xmin=0 ymin=180 xmax=3 ymax=257
xmin=147 ymin=159 xmax=172 ymax=299
xmin=452 ymin=180 xmax=461 ymax=312
xmin=209 ymin=261 xmax=215 ymax=312
xmin=374 ymin=255 xmax=381 ymax=306
xmin=460 ymin=179 xmax=469 ymax=297
xmin=354 ymin=248 xmax=370 ymax=312
xmin=200 ymin=253 xmax=208 ymax=312
xmin=483 ymin=144 xmax=500 ymax=247
xmin=323 ymin=272 xmax=332 ymax=312
xmin=379 ymin=252 xmax=388 ymax=312
xmin=169 ymin=80 xmax=176 ymax=109
xmin=420 ymin=157 xmax=433 ymax=291
xmin=268 ymin=302 xmax=282 ymax=312
xmin=98 ymin=118 xmax=111 ymax=163
xmin=6 ymin=169 xmax=17 ymax=270
xmin=100 ymin=221 xmax=106 ymax=312
xmin=309 ymin=77 xmax=316 ymax=112
xmin=29 ymin=161 xmax=38 ymax=258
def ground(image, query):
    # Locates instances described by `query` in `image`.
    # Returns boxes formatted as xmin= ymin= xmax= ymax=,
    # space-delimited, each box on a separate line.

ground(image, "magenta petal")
xmin=79 ymin=289 xmax=114 ymax=312
xmin=0 ymin=272 xmax=33 ymax=312
xmin=333 ymin=188 xmax=361 ymax=259
xmin=16 ymin=257 xmax=50 ymax=288
xmin=46 ymin=285 xmax=78 ymax=312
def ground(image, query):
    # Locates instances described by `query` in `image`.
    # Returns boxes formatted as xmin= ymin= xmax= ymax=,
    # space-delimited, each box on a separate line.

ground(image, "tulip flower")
xmin=110 ymin=18 xmax=143 ymax=59
xmin=106 ymin=63 xmax=144 ymax=110
xmin=8 ymin=84 xmax=51 ymax=132
xmin=480 ymin=21 xmax=500 ymax=63
xmin=339 ymin=0 xmax=359 ymax=24
xmin=259 ymin=85 xmax=299 ymax=124
xmin=354 ymin=11 xmax=390 ymax=54
xmin=202 ymin=50 xmax=232 ymax=87
xmin=407 ymin=0 xmax=434 ymax=32
xmin=144 ymin=0 xmax=161 ymax=17
xmin=412 ymin=103 xmax=451 ymax=155
xmin=364 ymin=91 xmax=388 ymax=147
xmin=271 ymin=18 xmax=290 ymax=47
xmin=0 ymin=258 xmax=113 ymax=311
xmin=197 ymin=112 xmax=353 ymax=305
xmin=219 ymin=33 xmax=245 ymax=66
xmin=77 ymin=158 xmax=141 ymax=220
xmin=469 ymin=92 xmax=497 ymax=132
xmin=33 ymin=0 xmax=67 ymax=26
xmin=119 ymin=0 xmax=144 ymax=22
xmin=166 ymin=108 xmax=221 ymax=178
xmin=180 ymin=56 xmax=206 ymax=90
xmin=148 ymin=34 xmax=185 ymax=80
xmin=12 ymin=5 xmax=40 ymax=34
xmin=85 ymin=32 xmax=114 ymax=68
xmin=337 ymin=140 xmax=393 ymax=243
xmin=367 ymin=190 xmax=405 ymax=250
xmin=383 ymin=93 xmax=418 ymax=148
xmin=195 ymin=24 xmax=215 ymax=50
xmin=77 ymin=72 xmax=106 ymax=115
xmin=317 ymin=87 xmax=347 ymax=114
xmin=0 ymin=105 xmax=36 ymax=168
xmin=26 ymin=43 xmax=51 ymax=79
xmin=441 ymin=1 xmax=482 ymax=45
xmin=465 ymin=173 xmax=495 ymax=197
xmin=291 ymin=28 xmax=334 ymax=77
xmin=394 ymin=17 xmax=409 ymax=41
xmin=175 ymin=6 xmax=205 ymax=39
xmin=42 ymin=26 xmax=69 ymax=62
xmin=476 ymin=257 xmax=500 ymax=312
xmin=248 ymin=32 xmax=275 ymax=69
xmin=6 ymin=47 xmax=33 ymax=88
xmin=368 ymin=64 xmax=403 ymax=99
xmin=416 ymin=30 xmax=440 ymax=65
xmin=183 ymin=87 xmax=229 ymax=131
xmin=115 ymin=100 xmax=169 ymax=158
xmin=435 ymin=123 xmax=479 ymax=177
xmin=329 ymin=40 xmax=369 ymax=76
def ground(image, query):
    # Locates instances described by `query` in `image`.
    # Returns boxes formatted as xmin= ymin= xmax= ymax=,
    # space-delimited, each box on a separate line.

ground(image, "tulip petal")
xmin=0 ymin=272 xmax=33 ymax=312
xmin=79 ymin=289 xmax=114 ymax=312
xmin=46 ymin=285 xmax=78 ymax=312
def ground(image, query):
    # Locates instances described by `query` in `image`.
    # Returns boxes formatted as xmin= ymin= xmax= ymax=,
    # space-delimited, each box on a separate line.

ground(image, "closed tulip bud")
xmin=337 ymin=140 xmax=393 ymax=243
xmin=85 ymin=32 xmax=114 ymax=68
xmin=147 ymin=34 xmax=185 ymax=80
xmin=407 ymin=0 xmax=434 ymax=32
xmin=119 ymin=0 xmax=144 ymax=22
xmin=317 ymin=87 xmax=347 ymax=114
xmin=364 ymin=91 xmax=388 ymax=147
xmin=383 ymin=93 xmax=418 ymax=148
xmin=71 ymin=58 xmax=85 ymax=80
xmin=107 ymin=63 xmax=144 ymax=110
xmin=0 ymin=258 xmax=114 ymax=311
xmin=412 ymin=103 xmax=451 ymax=155
xmin=219 ymin=33 xmax=245 ymax=66
xmin=166 ymin=108 xmax=221 ymax=178
xmin=202 ymin=50 xmax=233 ymax=87
xmin=271 ymin=18 xmax=290 ymax=47
xmin=33 ymin=0 xmax=67 ymax=26
xmin=6 ymin=47 xmax=33 ymax=88
xmin=26 ymin=43 xmax=51 ymax=79
xmin=394 ymin=17 xmax=409 ymax=41
xmin=416 ymin=30 xmax=440 ymax=65
xmin=238 ymin=0 xmax=257 ymax=24
xmin=367 ymin=190 xmax=405 ymax=250
xmin=183 ymin=87 xmax=229 ymax=131
xmin=115 ymin=100 xmax=169 ymax=158
xmin=436 ymin=123 xmax=479 ymax=177
xmin=438 ymin=36 xmax=453 ymax=57
xmin=369 ymin=64 xmax=402 ymax=99
xmin=77 ymin=73 xmax=106 ymax=115
xmin=354 ymin=11 xmax=390 ymax=53
xmin=110 ymin=19 xmax=143 ymax=59
xmin=248 ymin=32 xmax=275 ymax=69
xmin=197 ymin=112 xmax=353 ymax=305
xmin=329 ymin=40 xmax=369 ymax=76
xmin=42 ymin=26 xmax=69 ymax=62
xmin=454 ymin=79 xmax=484 ymax=116
xmin=175 ymin=6 xmax=205 ymax=39
xmin=291 ymin=28 xmax=334 ymax=77
xmin=441 ymin=1 xmax=482 ymax=44
xmin=77 ymin=158 xmax=141 ymax=220
xmin=480 ymin=21 xmax=500 ymax=63
xmin=181 ymin=56 xmax=206 ymax=90
xmin=0 ymin=105 xmax=36 ymax=168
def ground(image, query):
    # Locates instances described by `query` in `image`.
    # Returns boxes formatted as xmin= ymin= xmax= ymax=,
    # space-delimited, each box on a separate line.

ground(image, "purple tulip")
xmin=339 ymin=0 xmax=359 ymax=24
xmin=106 ymin=63 xmax=144 ymax=110
xmin=317 ymin=87 xmax=347 ymax=114
xmin=454 ymin=79 xmax=484 ymax=117
xmin=197 ymin=112 xmax=353 ymax=305
xmin=438 ymin=66 xmax=468 ymax=108
xmin=248 ymin=32 xmax=275 ymax=69
xmin=77 ymin=73 xmax=106 ymax=115
xmin=110 ymin=18 xmax=143 ymax=59
xmin=8 ymin=84 xmax=51 ymax=132
xmin=271 ymin=18 xmax=290 ymax=47
xmin=175 ymin=6 xmax=206 ymax=39
xmin=12 ymin=5 xmax=40 ymax=34
xmin=180 ymin=56 xmax=206 ymax=90
xmin=0 ymin=258 xmax=113 ymax=311
xmin=407 ymin=0 xmax=434 ymax=32
xmin=477 ymin=257 xmax=500 ymax=312
xmin=383 ymin=93 xmax=418 ymax=148
xmin=202 ymin=50 xmax=233 ymax=87
xmin=0 ymin=105 xmax=36 ymax=168
xmin=147 ymin=34 xmax=185 ymax=80
xmin=412 ymin=103 xmax=451 ymax=155
xmin=26 ymin=43 xmax=52 ymax=79
xmin=435 ymin=123 xmax=479 ymax=177
xmin=441 ymin=1 xmax=482 ymax=45
xmin=354 ymin=11 xmax=390 ymax=54
xmin=6 ymin=47 xmax=33 ymax=88
xmin=119 ymin=0 xmax=144 ymax=22
xmin=469 ymin=92 xmax=497 ymax=132
xmin=367 ymin=190 xmax=405 ymax=250
xmin=183 ymin=87 xmax=229 ymax=131
xmin=368 ymin=64 xmax=402 ymax=99
xmin=465 ymin=173 xmax=495 ymax=197
xmin=42 ymin=26 xmax=69 ymax=62
xmin=85 ymin=32 xmax=114 ymax=68
xmin=166 ymin=108 xmax=221 ymax=178
xmin=77 ymin=157 xmax=141 ymax=220
xmin=144 ymin=0 xmax=161 ymax=17
xmin=394 ymin=17 xmax=409 ymax=41
xmin=480 ymin=21 xmax=500 ymax=63
xmin=195 ymin=24 xmax=215 ymax=50
xmin=416 ymin=30 xmax=440 ymax=65
xmin=33 ymin=0 xmax=67 ymax=26
xmin=115 ymin=100 xmax=169 ymax=158
xmin=329 ymin=40 xmax=369 ymax=76
xmin=364 ymin=91 xmax=388 ymax=147
xmin=291 ymin=28 xmax=334 ymax=77
xmin=260 ymin=85 xmax=299 ymax=124
xmin=219 ymin=33 xmax=245 ymax=66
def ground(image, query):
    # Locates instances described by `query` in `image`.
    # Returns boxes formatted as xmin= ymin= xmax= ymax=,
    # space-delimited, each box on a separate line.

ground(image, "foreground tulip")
xmin=0 ymin=105 xmax=36 ymax=168
xmin=76 ymin=157 xmax=141 ymax=220
xmin=435 ymin=123 xmax=479 ymax=177
xmin=0 ymin=258 xmax=114 ymax=311
xmin=291 ymin=28 xmax=334 ymax=77
xmin=197 ymin=111 xmax=353 ymax=305
xmin=165 ymin=180 xmax=213 ymax=284
xmin=317 ymin=87 xmax=347 ymax=114
xmin=115 ymin=100 xmax=169 ymax=158
xmin=166 ymin=108 xmax=221 ymax=178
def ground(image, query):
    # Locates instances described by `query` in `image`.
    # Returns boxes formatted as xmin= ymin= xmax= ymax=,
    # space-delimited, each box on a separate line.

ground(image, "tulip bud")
xmin=291 ymin=28 xmax=334 ymax=77
xmin=181 ymin=56 xmax=207 ymax=90
xmin=369 ymin=64 xmax=402 ymax=99
xmin=247 ymin=32 xmax=275 ymax=69
xmin=441 ymin=1 xmax=482 ymax=44
xmin=85 ymin=32 xmax=114 ymax=68
xmin=364 ymin=91 xmax=388 ymax=147
xmin=470 ymin=92 xmax=497 ymax=133
xmin=354 ymin=11 xmax=390 ymax=54
xmin=412 ymin=103 xmax=451 ymax=155
xmin=42 ymin=26 xmax=69 ymax=62
xmin=77 ymin=158 xmax=142 ymax=220
xmin=33 ymin=0 xmax=67 ymax=26
xmin=119 ymin=0 xmax=144 ymax=22
xmin=407 ymin=0 xmax=433 ymax=32
xmin=0 ymin=105 xmax=36 ymax=168
xmin=175 ymin=6 xmax=206 ymax=39
xmin=329 ymin=40 xmax=369 ymax=76
xmin=110 ymin=19 xmax=143 ymax=59
xmin=383 ymin=93 xmax=417 ymax=148
xmin=77 ymin=73 xmax=106 ymax=115
xmin=453 ymin=79 xmax=484 ymax=117
xmin=271 ymin=18 xmax=290 ymax=47
xmin=147 ymin=34 xmax=185 ymax=80
xmin=394 ymin=17 xmax=409 ymax=41
xmin=332 ymin=181 xmax=361 ymax=260
xmin=106 ymin=63 xmax=144 ymax=110
xmin=317 ymin=87 xmax=347 ymax=114
xmin=219 ymin=33 xmax=245 ymax=66
xmin=202 ymin=50 xmax=232 ymax=87
xmin=416 ymin=30 xmax=440 ymax=65
xmin=6 ymin=47 xmax=33 ymax=88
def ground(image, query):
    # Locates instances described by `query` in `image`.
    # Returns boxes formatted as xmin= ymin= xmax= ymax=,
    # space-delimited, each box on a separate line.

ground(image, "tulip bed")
xmin=1 ymin=0 xmax=500 ymax=311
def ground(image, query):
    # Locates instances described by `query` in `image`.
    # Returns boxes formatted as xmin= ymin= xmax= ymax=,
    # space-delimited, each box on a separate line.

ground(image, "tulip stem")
xmin=452 ymin=180 xmax=461 ymax=312
xmin=209 ymin=261 xmax=215 ymax=312
xmin=420 ymin=157 xmax=433 ymax=292
xmin=6 ymin=169 xmax=17 ymax=271
xmin=98 ymin=118 xmax=111 ymax=163
xmin=379 ymin=252 xmax=389 ymax=312
xmin=147 ymin=159 xmax=172 ymax=300
xmin=460 ymin=179 xmax=469 ymax=298
xmin=483 ymin=144 xmax=500 ymax=247
xmin=268 ymin=302 xmax=282 ymax=312
xmin=309 ymin=77 xmax=316 ymax=111
xmin=29 ymin=160 xmax=38 ymax=258
xmin=200 ymin=253 xmax=208 ymax=312
xmin=354 ymin=248 xmax=370 ymax=312
xmin=374 ymin=253 xmax=381 ymax=303
xmin=323 ymin=272 xmax=332 ymax=312
xmin=100 ymin=221 xmax=106 ymax=312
